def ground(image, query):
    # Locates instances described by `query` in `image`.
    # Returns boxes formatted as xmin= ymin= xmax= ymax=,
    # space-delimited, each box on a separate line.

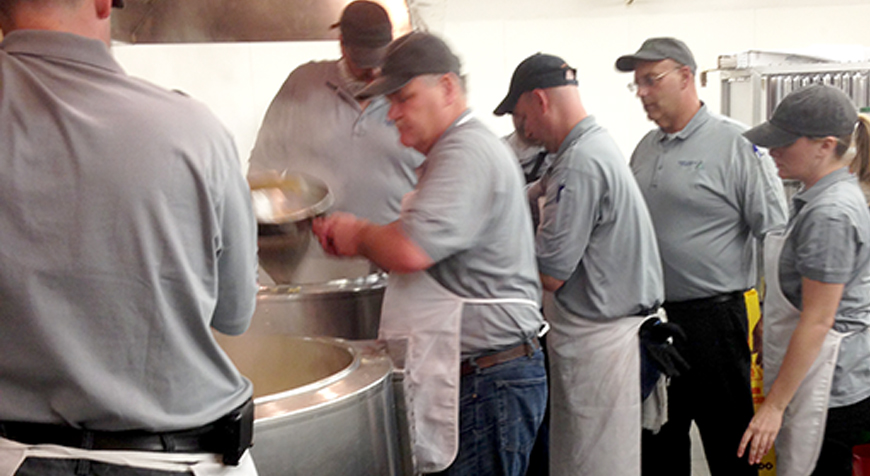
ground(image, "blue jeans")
xmin=431 ymin=348 xmax=547 ymax=476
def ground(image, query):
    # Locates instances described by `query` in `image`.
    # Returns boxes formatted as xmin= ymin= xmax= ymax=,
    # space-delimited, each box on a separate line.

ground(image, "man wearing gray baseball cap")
xmin=314 ymin=32 xmax=547 ymax=476
xmin=616 ymin=37 xmax=788 ymax=476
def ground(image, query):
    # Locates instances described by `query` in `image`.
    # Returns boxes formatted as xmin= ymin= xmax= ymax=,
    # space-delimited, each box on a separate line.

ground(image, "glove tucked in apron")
xmin=546 ymin=298 xmax=662 ymax=476
xmin=380 ymin=270 xmax=538 ymax=474
xmin=0 ymin=437 xmax=257 ymax=476
xmin=763 ymin=229 xmax=847 ymax=476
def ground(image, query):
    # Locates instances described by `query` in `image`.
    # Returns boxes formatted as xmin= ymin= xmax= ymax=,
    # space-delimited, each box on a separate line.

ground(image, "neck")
xmin=803 ymin=162 xmax=847 ymax=189
xmin=660 ymin=92 xmax=701 ymax=134
xmin=2 ymin=1 xmax=111 ymax=46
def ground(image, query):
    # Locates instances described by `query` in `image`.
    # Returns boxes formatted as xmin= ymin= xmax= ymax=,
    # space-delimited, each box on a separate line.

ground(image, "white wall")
xmin=113 ymin=0 xmax=870 ymax=165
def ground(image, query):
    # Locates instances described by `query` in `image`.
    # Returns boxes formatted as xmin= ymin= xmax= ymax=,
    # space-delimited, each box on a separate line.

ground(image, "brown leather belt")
xmin=461 ymin=337 xmax=540 ymax=376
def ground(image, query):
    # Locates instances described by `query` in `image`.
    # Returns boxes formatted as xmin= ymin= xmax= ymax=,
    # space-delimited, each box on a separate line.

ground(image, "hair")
xmin=0 ymin=0 xmax=81 ymax=19
xmin=842 ymin=114 xmax=870 ymax=184
xmin=419 ymin=72 xmax=468 ymax=95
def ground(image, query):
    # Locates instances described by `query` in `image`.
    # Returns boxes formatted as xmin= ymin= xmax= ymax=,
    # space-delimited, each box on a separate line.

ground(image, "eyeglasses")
xmin=627 ymin=67 xmax=682 ymax=93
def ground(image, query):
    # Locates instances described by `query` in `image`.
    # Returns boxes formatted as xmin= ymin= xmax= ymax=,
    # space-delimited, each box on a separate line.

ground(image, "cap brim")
xmin=345 ymin=45 xmax=387 ymax=69
xmin=743 ymin=121 xmax=800 ymax=149
xmin=493 ymin=91 xmax=520 ymax=116
xmin=615 ymin=52 xmax=667 ymax=72
xmin=356 ymin=74 xmax=413 ymax=100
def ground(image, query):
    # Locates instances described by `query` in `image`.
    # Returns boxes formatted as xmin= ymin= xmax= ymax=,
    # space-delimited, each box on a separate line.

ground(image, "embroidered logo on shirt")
xmin=678 ymin=160 xmax=704 ymax=170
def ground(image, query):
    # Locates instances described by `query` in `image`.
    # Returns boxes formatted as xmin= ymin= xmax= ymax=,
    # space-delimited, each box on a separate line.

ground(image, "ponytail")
xmin=850 ymin=115 xmax=870 ymax=184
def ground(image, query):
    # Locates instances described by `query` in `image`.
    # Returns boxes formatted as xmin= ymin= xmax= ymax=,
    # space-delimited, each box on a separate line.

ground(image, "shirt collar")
xmin=656 ymin=102 xmax=709 ymax=142
xmin=555 ymin=115 xmax=598 ymax=157
xmin=2 ymin=30 xmax=124 ymax=75
xmin=792 ymin=167 xmax=854 ymax=215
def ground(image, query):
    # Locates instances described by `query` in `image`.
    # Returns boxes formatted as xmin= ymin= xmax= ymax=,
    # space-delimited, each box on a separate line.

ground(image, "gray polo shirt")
xmin=402 ymin=112 xmax=544 ymax=357
xmin=779 ymin=167 xmax=870 ymax=407
xmin=249 ymin=60 xmax=424 ymax=225
xmin=0 ymin=31 xmax=257 ymax=430
xmin=537 ymin=116 xmax=663 ymax=320
xmin=631 ymin=104 xmax=788 ymax=301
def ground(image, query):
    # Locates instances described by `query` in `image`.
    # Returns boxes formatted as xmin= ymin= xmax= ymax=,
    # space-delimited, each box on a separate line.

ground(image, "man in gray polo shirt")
xmin=248 ymin=1 xmax=423 ymax=225
xmin=312 ymin=33 xmax=546 ymax=475
xmin=0 ymin=0 xmax=258 ymax=474
xmin=616 ymin=37 xmax=787 ymax=476
xmin=494 ymin=53 xmax=664 ymax=476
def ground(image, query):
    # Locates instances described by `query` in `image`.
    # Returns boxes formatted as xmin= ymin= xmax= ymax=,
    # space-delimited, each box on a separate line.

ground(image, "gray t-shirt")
xmin=0 ymin=31 xmax=258 ymax=430
xmin=538 ymin=117 xmax=663 ymax=320
xmin=402 ymin=112 xmax=544 ymax=357
xmin=631 ymin=104 xmax=788 ymax=301
xmin=249 ymin=60 xmax=424 ymax=224
xmin=779 ymin=167 xmax=870 ymax=407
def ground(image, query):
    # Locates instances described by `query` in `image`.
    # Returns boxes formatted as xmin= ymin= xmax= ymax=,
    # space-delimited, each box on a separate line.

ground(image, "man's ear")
xmin=440 ymin=73 xmax=461 ymax=105
xmin=95 ymin=0 xmax=112 ymax=20
xmin=532 ymin=89 xmax=549 ymax=114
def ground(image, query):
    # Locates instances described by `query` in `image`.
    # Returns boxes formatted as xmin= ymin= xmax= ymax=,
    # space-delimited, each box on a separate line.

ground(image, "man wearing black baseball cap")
xmin=314 ymin=32 xmax=547 ymax=475
xmin=616 ymin=37 xmax=787 ymax=476
xmin=496 ymin=53 xmax=665 ymax=476
xmin=249 ymin=1 xmax=422 ymax=231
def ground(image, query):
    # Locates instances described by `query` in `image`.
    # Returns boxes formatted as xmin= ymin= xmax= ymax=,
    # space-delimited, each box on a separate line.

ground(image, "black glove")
xmin=639 ymin=319 xmax=690 ymax=380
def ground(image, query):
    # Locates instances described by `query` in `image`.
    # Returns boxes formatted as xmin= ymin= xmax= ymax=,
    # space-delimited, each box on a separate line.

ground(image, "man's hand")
xmin=312 ymin=212 xmax=370 ymax=257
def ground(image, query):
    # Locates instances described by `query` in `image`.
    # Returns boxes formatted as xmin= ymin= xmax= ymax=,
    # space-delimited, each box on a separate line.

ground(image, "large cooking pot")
xmin=252 ymin=272 xmax=386 ymax=340
xmin=214 ymin=334 xmax=411 ymax=476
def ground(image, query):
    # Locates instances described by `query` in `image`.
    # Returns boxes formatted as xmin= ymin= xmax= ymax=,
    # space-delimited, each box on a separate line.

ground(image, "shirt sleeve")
xmin=401 ymin=141 xmax=493 ymax=262
xmin=535 ymin=161 xmax=602 ymax=281
xmin=794 ymin=204 xmax=858 ymax=284
xmin=737 ymin=140 xmax=788 ymax=238
xmin=212 ymin=131 xmax=259 ymax=335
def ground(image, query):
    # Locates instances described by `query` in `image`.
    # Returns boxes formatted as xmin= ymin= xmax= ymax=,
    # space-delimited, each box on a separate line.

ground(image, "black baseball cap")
xmin=494 ymin=53 xmax=578 ymax=116
xmin=744 ymin=84 xmax=858 ymax=149
xmin=112 ymin=0 xmax=124 ymax=8
xmin=616 ymin=37 xmax=697 ymax=74
xmin=356 ymin=32 xmax=461 ymax=99
xmin=331 ymin=1 xmax=392 ymax=68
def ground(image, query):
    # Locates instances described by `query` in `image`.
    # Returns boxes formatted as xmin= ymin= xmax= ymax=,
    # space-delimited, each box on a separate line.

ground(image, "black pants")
xmin=811 ymin=394 xmax=870 ymax=476
xmin=642 ymin=292 xmax=757 ymax=476
xmin=15 ymin=458 xmax=189 ymax=476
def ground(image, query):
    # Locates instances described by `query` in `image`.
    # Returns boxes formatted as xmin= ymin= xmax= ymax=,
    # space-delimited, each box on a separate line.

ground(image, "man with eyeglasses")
xmin=616 ymin=37 xmax=787 ymax=476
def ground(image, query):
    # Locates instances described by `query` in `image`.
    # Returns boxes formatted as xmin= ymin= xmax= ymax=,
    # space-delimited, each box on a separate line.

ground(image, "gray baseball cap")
xmin=616 ymin=37 xmax=697 ymax=74
xmin=744 ymin=84 xmax=858 ymax=149
xmin=356 ymin=32 xmax=461 ymax=99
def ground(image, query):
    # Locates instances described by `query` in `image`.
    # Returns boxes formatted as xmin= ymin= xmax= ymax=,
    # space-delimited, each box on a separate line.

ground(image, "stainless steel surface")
xmin=251 ymin=172 xmax=334 ymax=285
xmin=252 ymin=272 xmax=386 ymax=340
xmin=110 ymin=0 xmax=412 ymax=44
xmin=718 ymin=55 xmax=870 ymax=127
xmin=213 ymin=335 xmax=409 ymax=476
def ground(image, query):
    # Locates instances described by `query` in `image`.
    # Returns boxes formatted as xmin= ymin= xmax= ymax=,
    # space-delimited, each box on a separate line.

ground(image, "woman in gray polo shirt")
xmin=737 ymin=84 xmax=870 ymax=476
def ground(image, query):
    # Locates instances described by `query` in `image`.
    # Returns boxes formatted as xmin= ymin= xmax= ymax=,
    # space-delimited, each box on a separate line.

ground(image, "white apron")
xmin=0 ymin=437 xmax=257 ymax=476
xmin=380 ymin=270 xmax=539 ymax=474
xmin=546 ymin=298 xmax=662 ymax=476
xmin=763 ymin=229 xmax=845 ymax=476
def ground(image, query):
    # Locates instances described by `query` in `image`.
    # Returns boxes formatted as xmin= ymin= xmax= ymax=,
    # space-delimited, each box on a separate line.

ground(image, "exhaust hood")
xmin=110 ymin=0 xmax=412 ymax=44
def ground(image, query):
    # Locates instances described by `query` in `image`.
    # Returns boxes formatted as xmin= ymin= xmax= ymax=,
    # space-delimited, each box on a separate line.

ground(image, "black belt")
xmin=461 ymin=337 xmax=540 ymax=376
xmin=665 ymin=289 xmax=748 ymax=309
xmin=0 ymin=398 xmax=253 ymax=466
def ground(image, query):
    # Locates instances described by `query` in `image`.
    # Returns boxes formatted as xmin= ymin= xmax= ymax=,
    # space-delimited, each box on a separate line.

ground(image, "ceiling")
xmin=110 ymin=0 xmax=412 ymax=44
